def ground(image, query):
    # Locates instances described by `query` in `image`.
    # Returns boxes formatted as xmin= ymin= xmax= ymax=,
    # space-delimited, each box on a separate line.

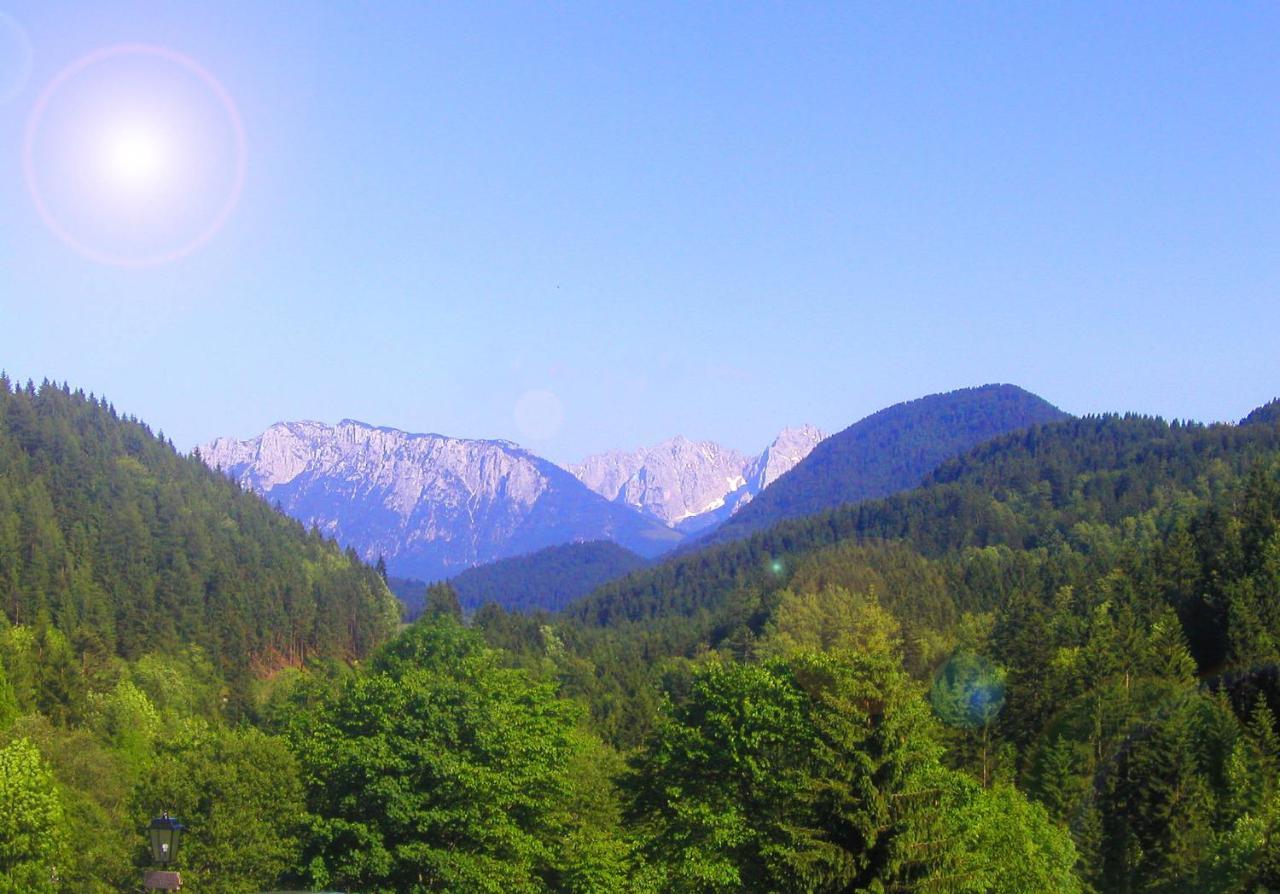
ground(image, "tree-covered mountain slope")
xmin=0 ymin=377 xmax=400 ymax=674
xmin=465 ymin=398 xmax=1280 ymax=892
xmin=701 ymin=383 xmax=1070 ymax=545
xmin=1242 ymin=397 xmax=1280 ymax=426
xmin=448 ymin=540 xmax=649 ymax=615
xmin=569 ymin=410 xmax=1280 ymax=631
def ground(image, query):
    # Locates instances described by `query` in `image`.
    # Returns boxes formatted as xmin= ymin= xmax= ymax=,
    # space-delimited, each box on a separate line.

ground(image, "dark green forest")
xmin=449 ymin=541 xmax=649 ymax=615
xmin=391 ymin=541 xmax=647 ymax=620
xmin=4 ymin=375 xmax=1280 ymax=892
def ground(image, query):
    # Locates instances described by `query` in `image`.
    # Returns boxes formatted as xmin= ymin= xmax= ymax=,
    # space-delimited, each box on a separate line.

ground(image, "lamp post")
xmin=144 ymin=813 xmax=185 ymax=891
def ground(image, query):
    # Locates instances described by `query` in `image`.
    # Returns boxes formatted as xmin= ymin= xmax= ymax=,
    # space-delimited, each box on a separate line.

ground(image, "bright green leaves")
xmin=759 ymin=586 xmax=902 ymax=660
xmin=132 ymin=720 xmax=305 ymax=894
xmin=628 ymin=651 xmax=1078 ymax=892
xmin=627 ymin=659 xmax=820 ymax=892
xmin=0 ymin=737 xmax=64 ymax=893
xmin=293 ymin=616 xmax=629 ymax=894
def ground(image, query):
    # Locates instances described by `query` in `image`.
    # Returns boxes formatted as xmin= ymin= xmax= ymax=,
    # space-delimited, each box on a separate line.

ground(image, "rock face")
xmin=569 ymin=437 xmax=748 ymax=528
xmin=745 ymin=424 xmax=829 ymax=494
xmin=199 ymin=420 xmax=682 ymax=581
xmin=569 ymin=425 xmax=825 ymax=533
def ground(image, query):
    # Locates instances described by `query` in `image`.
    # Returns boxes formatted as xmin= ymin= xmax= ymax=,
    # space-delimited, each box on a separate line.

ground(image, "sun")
xmin=24 ymin=44 xmax=247 ymax=267
xmin=97 ymin=121 xmax=174 ymax=196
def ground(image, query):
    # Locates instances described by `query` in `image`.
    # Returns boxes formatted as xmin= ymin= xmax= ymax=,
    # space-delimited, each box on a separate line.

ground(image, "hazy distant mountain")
xmin=569 ymin=425 xmax=825 ymax=533
xmin=702 ymin=385 xmax=1071 ymax=544
xmin=199 ymin=420 xmax=682 ymax=580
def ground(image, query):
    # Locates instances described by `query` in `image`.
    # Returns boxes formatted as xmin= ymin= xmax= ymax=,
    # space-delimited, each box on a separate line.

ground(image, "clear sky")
xmin=1 ymin=2 xmax=1277 ymax=464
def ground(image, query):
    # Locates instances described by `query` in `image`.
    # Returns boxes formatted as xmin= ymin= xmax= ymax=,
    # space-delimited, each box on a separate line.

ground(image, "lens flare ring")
xmin=0 ymin=13 xmax=34 ymax=104
xmin=23 ymin=44 xmax=247 ymax=268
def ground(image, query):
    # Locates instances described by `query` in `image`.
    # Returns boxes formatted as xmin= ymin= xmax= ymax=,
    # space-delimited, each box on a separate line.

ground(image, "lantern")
xmin=148 ymin=813 xmax=185 ymax=865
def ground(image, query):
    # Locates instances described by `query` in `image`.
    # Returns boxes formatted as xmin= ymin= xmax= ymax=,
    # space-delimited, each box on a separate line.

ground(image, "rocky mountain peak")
xmin=198 ymin=421 xmax=680 ymax=580
xmin=746 ymin=424 xmax=827 ymax=492
xmin=570 ymin=425 xmax=825 ymax=531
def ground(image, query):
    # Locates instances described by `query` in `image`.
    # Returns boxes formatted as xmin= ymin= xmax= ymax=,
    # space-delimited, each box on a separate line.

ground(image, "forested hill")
xmin=570 ymin=410 xmax=1280 ymax=631
xmin=701 ymin=383 xmax=1070 ymax=544
xmin=1242 ymin=397 xmax=1280 ymax=426
xmin=0 ymin=376 xmax=400 ymax=674
xmin=448 ymin=540 xmax=649 ymax=615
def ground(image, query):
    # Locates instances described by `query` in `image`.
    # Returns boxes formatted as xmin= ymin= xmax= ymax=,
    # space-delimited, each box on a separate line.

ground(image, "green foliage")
xmin=0 ymin=379 xmax=400 ymax=679
xmin=88 ymin=678 xmax=160 ymax=772
xmin=944 ymin=781 xmax=1082 ymax=894
xmin=627 ymin=651 xmax=1079 ymax=891
xmin=292 ymin=616 xmax=630 ymax=893
xmin=1094 ymin=691 xmax=1228 ymax=892
xmin=0 ymin=663 xmax=18 ymax=730
xmin=4 ymin=712 xmax=137 ymax=892
xmin=423 ymin=580 xmax=464 ymax=621
xmin=0 ymin=737 xmax=63 ymax=893
xmin=133 ymin=720 xmax=305 ymax=894
xmin=758 ymin=585 xmax=901 ymax=660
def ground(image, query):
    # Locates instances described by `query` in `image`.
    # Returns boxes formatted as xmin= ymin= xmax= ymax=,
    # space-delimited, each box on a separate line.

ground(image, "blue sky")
xmin=0 ymin=2 xmax=1277 ymax=463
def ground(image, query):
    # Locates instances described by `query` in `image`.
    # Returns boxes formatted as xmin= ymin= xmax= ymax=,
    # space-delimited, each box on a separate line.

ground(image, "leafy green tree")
xmin=5 ymin=714 xmax=136 ymax=893
xmin=89 ymin=678 xmax=159 ymax=773
xmin=0 ymin=626 xmax=37 ymax=713
xmin=758 ymin=586 xmax=901 ymax=660
xmin=423 ymin=581 xmax=464 ymax=621
xmin=627 ymin=651 xmax=1080 ymax=892
xmin=945 ymin=781 xmax=1082 ymax=894
xmin=0 ymin=737 xmax=64 ymax=893
xmin=0 ymin=663 xmax=17 ymax=730
xmin=293 ymin=616 xmax=627 ymax=893
xmin=132 ymin=719 xmax=305 ymax=894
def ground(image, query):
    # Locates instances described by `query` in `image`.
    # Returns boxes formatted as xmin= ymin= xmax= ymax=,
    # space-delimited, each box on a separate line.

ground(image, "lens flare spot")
xmin=930 ymin=652 xmax=1007 ymax=729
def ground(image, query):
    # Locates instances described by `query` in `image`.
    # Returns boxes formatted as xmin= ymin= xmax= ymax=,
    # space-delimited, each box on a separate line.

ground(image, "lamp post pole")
xmin=143 ymin=813 xmax=185 ymax=892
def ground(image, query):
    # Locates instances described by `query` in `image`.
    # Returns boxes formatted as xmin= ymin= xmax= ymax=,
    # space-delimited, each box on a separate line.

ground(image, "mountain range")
xmin=199 ymin=385 xmax=1067 ymax=592
xmin=12 ymin=375 xmax=1280 ymax=893
xmin=199 ymin=420 xmax=681 ymax=580
xmin=198 ymin=421 xmax=826 ymax=582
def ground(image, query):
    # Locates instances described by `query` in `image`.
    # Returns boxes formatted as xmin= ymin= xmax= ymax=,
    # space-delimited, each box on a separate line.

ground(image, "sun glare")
xmin=23 ymin=44 xmax=247 ymax=267
xmin=98 ymin=122 xmax=173 ymax=195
